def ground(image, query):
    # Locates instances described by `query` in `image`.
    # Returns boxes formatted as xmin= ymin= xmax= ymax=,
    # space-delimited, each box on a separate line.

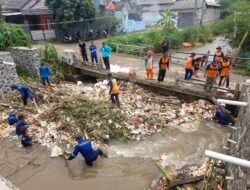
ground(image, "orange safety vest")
xmin=206 ymin=64 xmax=218 ymax=78
xmin=185 ymin=57 xmax=193 ymax=69
xmin=160 ymin=57 xmax=169 ymax=70
xmin=215 ymin=51 xmax=223 ymax=63
xmin=111 ymin=79 xmax=119 ymax=94
xmin=221 ymin=61 xmax=230 ymax=76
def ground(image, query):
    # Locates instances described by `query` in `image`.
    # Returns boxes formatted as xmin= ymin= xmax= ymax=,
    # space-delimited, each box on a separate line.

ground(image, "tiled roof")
xmin=4 ymin=0 xmax=31 ymax=10
xmin=21 ymin=8 xmax=52 ymax=15
xmin=169 ymin=0 xmax=221 ymax=11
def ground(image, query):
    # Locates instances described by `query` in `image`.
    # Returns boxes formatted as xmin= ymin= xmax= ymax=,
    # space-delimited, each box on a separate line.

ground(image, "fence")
xmin=126 ymin=20 xmax=146 ymax=33
xmin=31 ymin=29 xmax=56 ymax=41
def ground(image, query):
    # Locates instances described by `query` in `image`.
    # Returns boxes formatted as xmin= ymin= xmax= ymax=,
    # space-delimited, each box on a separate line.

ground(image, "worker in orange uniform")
xmin=205 ymin=62 xmax=219 ymax=92
xmin=213 ymin=46 xmax=224 ymax=67
xmin=184 ymin=53 xmax=196 ymax=80
xmin=107 ymin=73 xmax=120 ymax=107
xmin=219 ymin=57 xmax=231 ymax=88
xmin=144 ymin=50 xmax=154 ymax=80
xmin=158 ymin=52 xmax=169 ymax=82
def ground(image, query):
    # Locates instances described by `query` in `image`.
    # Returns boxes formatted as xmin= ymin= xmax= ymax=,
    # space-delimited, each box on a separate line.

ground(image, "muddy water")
xmin=0 ymin=121 xmax=229 ymax=190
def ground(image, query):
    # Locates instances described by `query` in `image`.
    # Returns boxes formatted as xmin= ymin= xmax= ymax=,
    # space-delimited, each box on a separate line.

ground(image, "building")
xmin=168 ymin=0 xmax=221 ymax=27
xmin=1 ymin=0 xmax=55 ymax=40
xmin=136 ymin=0 xmax=175 ymax=26
xmin=136 ymin=0 xmax=221 ymax=27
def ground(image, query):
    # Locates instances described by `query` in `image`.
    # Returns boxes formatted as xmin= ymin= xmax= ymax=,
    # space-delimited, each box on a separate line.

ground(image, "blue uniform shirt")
xmin=70 ymin=140 xmax=98 ymax=163
xmin=100 ymin=45 xmax=112 ymax=58
xmin=39 ymin=66 xmax=51 ymax=79
xmin=89 ymin=45 xmax=97 ymax=56
xmin=16 ymin=120 xmax=27 ymax=136
xmin=16 ymin=84 xmax=33 ymax=100
xmin=216 ymin=109 xmax=230 ymax=125
xmin=21 ymin=135 xmax=32 ymax=147
xmin=8 ymin=114 xmax=19 ymax=125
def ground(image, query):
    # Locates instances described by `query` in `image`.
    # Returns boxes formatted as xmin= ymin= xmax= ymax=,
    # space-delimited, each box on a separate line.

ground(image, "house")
xmin=105 ymin=0 xmax=146 ymax=32
xmin=135 ymin=0 xmax=221 ymax=27
xmin=168 ymin=0 xmax=221 ymax=27
xmin=136 ymin=0 xmax=175 ymax=26
xmin=1 ymin=0 xmax=55 ymax=40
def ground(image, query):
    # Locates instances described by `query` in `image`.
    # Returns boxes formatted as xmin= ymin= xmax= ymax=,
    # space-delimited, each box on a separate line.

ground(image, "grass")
xmin=232 ymin=69 xmax=250 ymax=76
xmin=107 ymin=21 xmax=223 ymax=55
xmin=16 ymin=67 xmax=39 ymax=84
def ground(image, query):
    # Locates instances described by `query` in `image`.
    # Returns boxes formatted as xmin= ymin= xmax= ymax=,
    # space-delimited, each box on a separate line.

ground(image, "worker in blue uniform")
xmin=11 ymin=84 xmax=34 ymax=105
xmin=7 ymin=109 xmax=18 ymax=126
xmin=21 ymin=125 xmax=32 ymax=147
xmin=16 ymin=114 xmax=28 ymax=137
xmin=39 ymin=63 xmax=51 ymax=90
xmin=215 ymin=108 xmax=230 ymax=125
xmin=66 ymin=134 xmax=107 ymax=166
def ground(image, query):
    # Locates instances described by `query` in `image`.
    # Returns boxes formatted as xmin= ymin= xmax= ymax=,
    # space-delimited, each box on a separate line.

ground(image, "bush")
xmin=108 ymin=22 xmax=220 ymax=54
xmin=41 ymin=43 xmax=64 ymax=81
xmin=0 ymin=24 xmax=31 ymax=51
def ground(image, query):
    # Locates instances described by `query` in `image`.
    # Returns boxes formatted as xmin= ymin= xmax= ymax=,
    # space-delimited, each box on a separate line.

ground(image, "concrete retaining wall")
xmin=0 ymin=61 xmax=20 ymax=93
xmin=11 ymin=47 xmax=40 ymax=76
xmin=225 ymin=81 xmax=250 ymax=190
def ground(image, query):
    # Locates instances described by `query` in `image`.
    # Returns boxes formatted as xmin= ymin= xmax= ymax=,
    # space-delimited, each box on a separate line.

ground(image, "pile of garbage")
xmin=0 ymin=81 xmax=215 ymax=149
xmin=154 ymin=159 xmax=226 ymax=190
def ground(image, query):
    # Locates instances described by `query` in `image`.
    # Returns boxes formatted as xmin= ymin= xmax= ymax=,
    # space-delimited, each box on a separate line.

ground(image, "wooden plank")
xmin=168 ymin=175 xmax=204 ymax=189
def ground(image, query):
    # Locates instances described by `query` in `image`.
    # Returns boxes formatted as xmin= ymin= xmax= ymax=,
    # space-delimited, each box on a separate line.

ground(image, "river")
xmin=0 ymin=121 xmax=229 ymax=190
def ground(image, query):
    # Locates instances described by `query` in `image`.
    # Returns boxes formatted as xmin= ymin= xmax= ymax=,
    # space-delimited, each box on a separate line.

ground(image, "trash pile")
xmin=154 ymin=159 xmax=226 ymax=190
xmin=0 ymin=81 xmax=215 ymax=149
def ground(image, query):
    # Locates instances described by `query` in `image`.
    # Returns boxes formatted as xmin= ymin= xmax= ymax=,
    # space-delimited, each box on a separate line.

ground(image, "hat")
xmin=216 ymin=46 xmax=222 ymax=50
xmin=9 ymin=109 xmax=17 ymax=115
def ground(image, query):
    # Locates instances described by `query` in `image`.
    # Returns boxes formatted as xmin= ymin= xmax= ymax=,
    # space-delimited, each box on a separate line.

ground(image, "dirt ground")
xmin=33 ymin=37 xmax=249 ymax=89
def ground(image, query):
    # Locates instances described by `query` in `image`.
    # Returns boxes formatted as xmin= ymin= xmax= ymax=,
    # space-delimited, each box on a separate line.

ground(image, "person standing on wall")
xmin=100 ymin=42 xmax=112 ymax=70
xmin=158 ymin=52 xmax=169 ymax=82
xmin=184 ymin=53 xmax=196 ymax=80
xmin=79 ymin=39 xmax=88 ymax=63
xmin=161 ymin=38 xmax=169 ymax=54
xmin=89 ymin=41 xmax=98 ymax=65
xmin=219 ymin=57 xmax=231 ymax=88
xmin=107 ymin=73 xmax=120 ymax=107
xmin=144 ymin=50 xmax=154 ymax=80
xmin=204 ymin=61 xmax=219 ymax=92
xmin=39 ymin=62 xmax=51 ymax=90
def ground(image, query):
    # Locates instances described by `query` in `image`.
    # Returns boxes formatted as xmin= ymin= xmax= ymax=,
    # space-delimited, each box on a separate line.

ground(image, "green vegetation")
xmin=17 ymin=68 xmax=39 ymax=84
xmin=45 ymin=0 xmax=95 ymax=28
xmin=108 ymin=22 xmax=222 ymax=53
xmin=156 ymin=9 xmax=176 ymax=32
xmin=44 ymin=97 xmax=131 ymax=142
xmin=0 ymin=24 xmax=32 ymax=51
xmin=40 ymin=43 xmax=65 ymax=81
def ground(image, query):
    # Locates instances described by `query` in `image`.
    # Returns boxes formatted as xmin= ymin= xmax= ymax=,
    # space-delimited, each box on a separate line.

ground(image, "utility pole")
xmin=194 ymin=0 xmax=198 ymax=25
xmin=200 ymin=0 xmax=205 ymax=25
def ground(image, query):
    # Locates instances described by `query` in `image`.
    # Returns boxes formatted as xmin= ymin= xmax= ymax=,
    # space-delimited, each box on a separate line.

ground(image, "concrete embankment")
xmin=225 ymin=81 xmax=250 ymax=190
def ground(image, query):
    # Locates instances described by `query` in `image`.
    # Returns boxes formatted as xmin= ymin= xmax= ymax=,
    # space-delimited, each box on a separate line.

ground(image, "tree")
xmin=218 ymin=0 xmax=250 ymax=17
xmin=156 ymin=9 xmax=176 ymax=32
xmin=222 ymin=1 xmax=250 ymax=51
xmin=45 ymin=0 xmax=95 ymax=28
